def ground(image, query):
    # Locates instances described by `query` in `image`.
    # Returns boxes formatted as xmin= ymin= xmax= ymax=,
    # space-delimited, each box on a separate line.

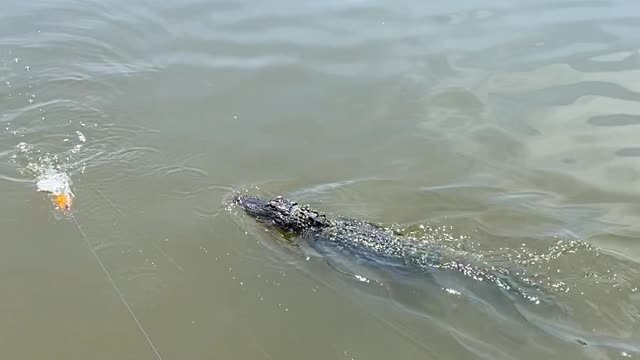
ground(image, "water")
xmin=1 ymin=0 xmax=639 ymax=358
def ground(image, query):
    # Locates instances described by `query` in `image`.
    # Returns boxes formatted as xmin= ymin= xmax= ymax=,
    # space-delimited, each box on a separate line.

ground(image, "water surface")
xmin=1 ymin=0 xmax=640 ymax=359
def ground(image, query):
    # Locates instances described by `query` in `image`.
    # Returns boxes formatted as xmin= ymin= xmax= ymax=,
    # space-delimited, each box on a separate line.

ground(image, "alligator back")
xmin=303 ymin=217 xmax=549 ymax=304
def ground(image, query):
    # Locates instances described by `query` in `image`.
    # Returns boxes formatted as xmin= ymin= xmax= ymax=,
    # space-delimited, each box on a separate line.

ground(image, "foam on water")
xmin=35 ymin=168 xmax=73 ymax=196
xmin=11 ymin=127 xmax=87 ymax=203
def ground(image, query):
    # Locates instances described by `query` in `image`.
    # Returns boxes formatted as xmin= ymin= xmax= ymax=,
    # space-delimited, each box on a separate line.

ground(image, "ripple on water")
xmin=588 ymin=114 xmax=640 ymax=127
xmin=2 ymin=0 xmax=640 ymax=358
xmin=229 ymin=173 xmax=640 ymax=356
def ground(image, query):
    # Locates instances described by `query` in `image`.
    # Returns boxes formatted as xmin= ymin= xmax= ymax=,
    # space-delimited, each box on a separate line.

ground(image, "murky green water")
xmin=2 ymin=0 xmax=640 ymax=359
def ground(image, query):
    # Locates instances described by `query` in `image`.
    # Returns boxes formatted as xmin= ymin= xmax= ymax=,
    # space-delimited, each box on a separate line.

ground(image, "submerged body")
xmin=234 ymin=194 xmax=544 ymax=303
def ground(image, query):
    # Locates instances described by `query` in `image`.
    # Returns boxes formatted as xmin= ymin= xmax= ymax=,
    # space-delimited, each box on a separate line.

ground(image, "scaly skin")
xmin=234 ymin=194 xmax=544 ymax=303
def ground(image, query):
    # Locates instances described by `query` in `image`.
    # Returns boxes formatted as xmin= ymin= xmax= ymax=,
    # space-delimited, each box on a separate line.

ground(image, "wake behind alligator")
xmin=234 ymin=194 xmax=547 ymax=304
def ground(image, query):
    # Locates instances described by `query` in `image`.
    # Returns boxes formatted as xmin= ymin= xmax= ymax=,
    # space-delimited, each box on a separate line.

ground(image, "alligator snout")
xmin=233 ymin=194 xmax=269 ymax=218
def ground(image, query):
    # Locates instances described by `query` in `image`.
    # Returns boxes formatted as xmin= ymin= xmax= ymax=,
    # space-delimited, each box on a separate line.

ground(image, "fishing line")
xmin=69 ymin=213 xmax=163 ymax=360
xmin=95 ymin=189 xmax=125 ymax=216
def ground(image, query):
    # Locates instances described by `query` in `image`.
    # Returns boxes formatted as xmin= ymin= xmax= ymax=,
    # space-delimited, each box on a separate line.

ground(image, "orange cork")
xmin=54 ymin=193 xmax=73 ymax=210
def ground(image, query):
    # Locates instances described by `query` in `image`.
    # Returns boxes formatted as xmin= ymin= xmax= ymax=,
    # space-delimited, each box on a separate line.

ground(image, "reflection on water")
xmin=1 ymin=0 xmax=640 ymax=359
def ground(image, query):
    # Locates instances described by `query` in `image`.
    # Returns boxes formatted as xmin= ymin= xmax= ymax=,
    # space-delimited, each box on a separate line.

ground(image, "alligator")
xmin=234 ymin=194 xmax=545 ymax=303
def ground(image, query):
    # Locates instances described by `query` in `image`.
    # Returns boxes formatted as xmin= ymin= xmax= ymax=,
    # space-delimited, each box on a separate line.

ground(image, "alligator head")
xmin=234 ymin=195 xmax=330 ymax=234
